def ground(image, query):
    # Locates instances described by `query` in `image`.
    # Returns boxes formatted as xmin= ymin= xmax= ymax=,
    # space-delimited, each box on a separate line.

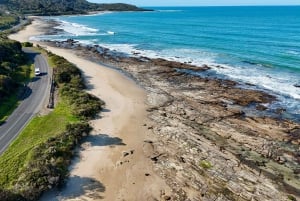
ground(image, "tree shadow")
xmin=83 ymin=134 xmax=126 ymax=147
xmin=25 ymin=51 xmax=40 ymax=61
xmin=31 ymin=76 xmax=41 ymax=82
xmin=18 ymin=85 xmax=32 ymax=100
xmin=40 ymin=134 xmax=125 ymax=200
xmin=82 ymin=74 xmax=95 ymax=90
xmin=94 ymin=108 xmax=111 ymax=120
xmin=40 ymin=176 xmax=105 ymax=200
xmin=101 ymin=108 xmax=111 ymax=113
xmin=38 ymin=72 xmax=48 ymax=77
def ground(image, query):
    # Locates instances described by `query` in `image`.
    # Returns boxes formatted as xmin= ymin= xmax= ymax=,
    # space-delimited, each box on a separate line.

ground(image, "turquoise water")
xmin=36 ymin=6 xmax=300 ymax=119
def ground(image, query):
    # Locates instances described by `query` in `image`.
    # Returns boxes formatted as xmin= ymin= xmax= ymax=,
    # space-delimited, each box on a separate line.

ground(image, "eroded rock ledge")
xmin=48 ymin=40 xmax=300 ymax=201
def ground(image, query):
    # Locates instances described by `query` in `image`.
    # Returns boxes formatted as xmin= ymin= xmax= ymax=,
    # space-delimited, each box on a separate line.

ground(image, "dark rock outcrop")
xmin=48 ymin=40 xmax=300 ymax=201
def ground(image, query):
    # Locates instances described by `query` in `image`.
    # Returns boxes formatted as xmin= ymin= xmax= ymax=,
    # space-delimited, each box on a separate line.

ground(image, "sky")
xmin=88 ymin=0 xmax=300 ymax=7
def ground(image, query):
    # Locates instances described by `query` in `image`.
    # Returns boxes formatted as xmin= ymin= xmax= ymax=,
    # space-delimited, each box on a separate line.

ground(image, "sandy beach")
xmin=9 ymin=18 xmax=300 ymax=201
xmin=9 ymin=18 xmax=171 ymax=200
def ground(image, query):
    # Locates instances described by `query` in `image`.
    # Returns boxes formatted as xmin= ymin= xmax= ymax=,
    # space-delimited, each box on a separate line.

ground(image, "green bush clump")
xmin=199 ymin=160 xmax=213 ymax=169
xmin=22 ymin=42 xmax=33 ymax=47
xmin=13 ymin=122 xmax=91 ymax=200
xmin=51 ymin=54 xmax=105 ymax=119
xmin=51 ymin=55 xmax=84 ymax=88
xmin=60 ymin=85 xmax=104 ymax=119
xmin=0 ymin=188 xmax=24 ymax=201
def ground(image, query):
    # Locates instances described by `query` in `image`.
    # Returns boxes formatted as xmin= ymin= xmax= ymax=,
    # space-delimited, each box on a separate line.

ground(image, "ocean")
xmin=34 ymin=6 xmax=300 ymax=120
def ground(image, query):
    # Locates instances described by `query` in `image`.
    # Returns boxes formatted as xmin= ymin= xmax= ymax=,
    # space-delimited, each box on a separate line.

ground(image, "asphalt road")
xmin=0 ymin=48 xmax=50 ymax=155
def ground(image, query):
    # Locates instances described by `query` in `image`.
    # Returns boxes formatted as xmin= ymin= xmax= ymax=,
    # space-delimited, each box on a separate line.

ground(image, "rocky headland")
xmin=44 ymin=39 xmax=300 ymax=201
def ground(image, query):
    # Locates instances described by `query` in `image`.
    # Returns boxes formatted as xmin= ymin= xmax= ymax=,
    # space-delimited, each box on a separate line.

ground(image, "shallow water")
xmin=34 ymin=6 xmax=300 ymax=120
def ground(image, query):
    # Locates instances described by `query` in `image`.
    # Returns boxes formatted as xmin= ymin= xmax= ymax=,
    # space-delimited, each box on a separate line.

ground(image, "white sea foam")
xmin=29 ymin=27 xmax=300 ymax=117
xmin=213 ymin=63 xmax=300 ymax=99
xmin=54 ymin=20 xmax=99 ymax=36
xmin=80 ymin=11 xmax=113 ymax=17
xmin=98 ymin=44 xmax=216 ymax=65
xmin=96 ymin=42 xmax=300 ymax=116
xmin=31 ymin=9 xmax=300 ymax=119
xmin=206 ymin=62 xmax=300 ymax=116
xmin=58 ymin=39 xmax=300 ymax=106
xmin=286 ymin=50 xmax=300 ymax=55
xmin=157 ymin=10 xmax=183 ymax=12
xmin=107 ymin=31 xmax=115 ymax=35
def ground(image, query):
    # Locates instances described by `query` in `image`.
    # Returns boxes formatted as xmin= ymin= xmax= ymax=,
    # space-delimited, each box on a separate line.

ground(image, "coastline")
xmin=9 ymin=18 xmax=171 ymax=200
xmin=9 ymin=18 xmax=300 ymax=200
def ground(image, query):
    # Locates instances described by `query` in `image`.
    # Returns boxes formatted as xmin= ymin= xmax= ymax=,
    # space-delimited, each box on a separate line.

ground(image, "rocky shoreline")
xmin=44 ymin=39 xmax=300 ymax=200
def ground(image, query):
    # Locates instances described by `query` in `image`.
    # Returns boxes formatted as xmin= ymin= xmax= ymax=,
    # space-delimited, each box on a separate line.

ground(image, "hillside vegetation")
xmin=0 ymin=13 xmax=19 ymax=30
xmin=0 ymin=38 xmax=26 ymax=99
xmin=0 ymin=0 xmax=150 ymax=15
xmin=0 ymin=35 xmax=30 ymax=123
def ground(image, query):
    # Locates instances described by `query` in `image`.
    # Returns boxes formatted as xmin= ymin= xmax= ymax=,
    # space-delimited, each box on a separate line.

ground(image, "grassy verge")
xmin=0 ymin=99 xmax=78 ymax=188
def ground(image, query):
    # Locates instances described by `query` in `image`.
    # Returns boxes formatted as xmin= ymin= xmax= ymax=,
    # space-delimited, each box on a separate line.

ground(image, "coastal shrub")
xmin=51 ymin=54 xmax=105 ymax=119
xmin=22 ymin=42 xmax=33 ymax=47
xmin=0 ymin=188 xmax=25 ymax=201
xmin=60 ymin=84 xmax=104 ymax=119
xmin=69 ymin=75 xmax=84 ymax=89
xmin=13 ymin=122 xmax=92 ymax=200
xmin=54 ymin=66 xmax=82 ymax=85
xmin=51 ymin=55 xmax=84 ymax=89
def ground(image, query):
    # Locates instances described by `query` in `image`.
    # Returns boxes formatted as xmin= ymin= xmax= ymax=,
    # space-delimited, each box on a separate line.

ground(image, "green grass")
xmin=0 ymin=99 xmax=78 ymax=188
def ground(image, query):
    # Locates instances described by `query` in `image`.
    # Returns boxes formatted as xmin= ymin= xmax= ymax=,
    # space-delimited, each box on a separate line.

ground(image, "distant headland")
xmin=0 ymin=0 xmax=152 ymax=15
